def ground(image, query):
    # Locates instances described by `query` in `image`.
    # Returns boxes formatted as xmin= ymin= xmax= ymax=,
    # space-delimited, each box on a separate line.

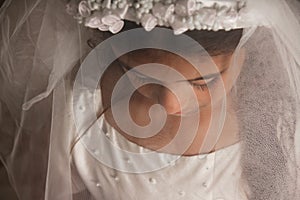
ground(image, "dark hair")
xmin=88 ymin=20 xmax=243 ymax=56
xmin=184 ymin=28 xmax=243 ymax=56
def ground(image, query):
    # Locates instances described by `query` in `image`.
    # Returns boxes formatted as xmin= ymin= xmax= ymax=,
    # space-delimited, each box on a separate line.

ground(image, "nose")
xmin=156 ymin=86 xmax=181 ymax=115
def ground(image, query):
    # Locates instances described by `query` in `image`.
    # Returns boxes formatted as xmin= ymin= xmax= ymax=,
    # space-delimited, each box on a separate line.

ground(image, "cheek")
xmin=194 ymin=89 xmax=211 ymax=107
xmin=135 ymin=84 xmax=160 ymax=99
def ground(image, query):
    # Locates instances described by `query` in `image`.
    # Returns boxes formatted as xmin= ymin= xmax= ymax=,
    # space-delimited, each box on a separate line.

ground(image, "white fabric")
xmin=73 ymin=135 xmax=245 ymax=200
xmin=71 ymin=87 xmax=247 ymax=200
xmin=1 ymin=0 xmax=300 ymax=200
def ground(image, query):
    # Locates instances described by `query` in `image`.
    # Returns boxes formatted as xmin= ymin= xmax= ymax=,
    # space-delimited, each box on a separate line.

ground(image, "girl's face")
xmin=101 ymin=48 xmax=244 ymax=116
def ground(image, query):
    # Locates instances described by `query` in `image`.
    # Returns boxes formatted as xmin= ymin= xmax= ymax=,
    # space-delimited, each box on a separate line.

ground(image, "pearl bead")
xmin=92 ymin=149 xmax=100 ymax=155
xmin=168 ymin=160 xmax=176 ymax=166
xmin=178 ymin=190 xmax=186 ymax=196
xmin=149 ymin=177 xmax=157 ymax=184
xmin=198 ymin=154 xmax=207 ymax=159
xmin=134 ymin=3 xmax=140 ymax=9
xmin=113 ymin=175 xmax=119 ymax=181
xmin=125 ymin=158 xmax=131 ymax=164
xmin=78 ymin=105 xmax=85 ymax=111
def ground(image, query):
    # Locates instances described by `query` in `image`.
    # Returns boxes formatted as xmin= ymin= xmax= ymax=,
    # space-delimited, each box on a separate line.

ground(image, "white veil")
xmin=0 ymin=0 xmax=300 ymax=199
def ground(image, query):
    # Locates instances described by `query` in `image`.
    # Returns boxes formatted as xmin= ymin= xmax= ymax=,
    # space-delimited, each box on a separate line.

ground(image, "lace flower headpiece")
xmin=66 ymin=0 xmax=249 ymax=35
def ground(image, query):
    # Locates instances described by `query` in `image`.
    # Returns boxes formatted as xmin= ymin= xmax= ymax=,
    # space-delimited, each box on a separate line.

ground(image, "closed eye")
xmin=116 ymin=59 xmax=224 ymax=91
xmin=189 ymin=76 xmax=219 ymax=91
xmin=120 ymin=63 xmax=159 ymax=82
xmin=117 ymin=60 xmax=161 ymax=83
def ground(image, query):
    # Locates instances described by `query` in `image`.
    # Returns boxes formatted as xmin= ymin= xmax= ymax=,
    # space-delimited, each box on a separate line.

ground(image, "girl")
xmin=0 ymin=0 xmax=300 ymax=199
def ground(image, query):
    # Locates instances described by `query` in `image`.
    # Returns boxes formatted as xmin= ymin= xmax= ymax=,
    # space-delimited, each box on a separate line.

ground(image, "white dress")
xmin=71 ymin=88 xmax=249 ymax=200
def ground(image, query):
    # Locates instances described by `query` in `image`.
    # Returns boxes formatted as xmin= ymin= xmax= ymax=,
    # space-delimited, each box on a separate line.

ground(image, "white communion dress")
xmin=1 ymin=1 xmax=300 ymax=200
xmin=71 ymin=88 xmax=249 ymax=200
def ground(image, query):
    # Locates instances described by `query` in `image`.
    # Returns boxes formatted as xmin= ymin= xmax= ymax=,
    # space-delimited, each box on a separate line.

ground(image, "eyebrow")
xmin=116 ymin=59 xmax=225 ymax=82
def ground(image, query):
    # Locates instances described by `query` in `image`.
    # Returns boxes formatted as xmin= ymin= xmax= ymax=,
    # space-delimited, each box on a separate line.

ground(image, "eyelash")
xmin=120 ymin=65 xmax=160 ymax=85
xmin=120 ymin=64 xmax=220 ymax=91
xmin=190 ymin=77 xmax=220 ymax=91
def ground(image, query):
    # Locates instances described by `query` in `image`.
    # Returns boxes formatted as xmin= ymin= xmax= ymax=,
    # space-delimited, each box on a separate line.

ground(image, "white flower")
xmin=98 ymin=24 xmax=110 ymax=31
xmin=103 ymin=0 xmax=112 ymax=9
xmin=171 ymin=16 xmax=189 ymax=35
xmin=108 ymin=20 xmax=125 ymax=33
xmin=197 ymin=9 xmax=217 ymax=27
xmin=116 ymin=4 xmax=129 ymax=18
xmin=186 ymin=0 xmax=197 ymax=15
xmin=78 ymin=1 xmax=91 ymax=17
xmin=152 ymin=3 xmax=175 ymax=22
xmin=224 ymin=9 xmax=238 ymax=23
xmin=212 ymin=21 xmax=221 ymax=31
xmin=174 ymin=4 xmax=186 ymax=16
xmin=152 ymin=3 xmax=164 ymax=18
xmin=141 ymin=14 xmax=158 ymax=31
xmin=165 ymin=4 xmax=175 ymax=21
xmin=175 ymin=0 xmax=196 ymax=16
xmin=84 ymin=12 xmax=103 ymax=28
xmin=102 ymin=14 xmax=121 ymax=26
xmin=218 ymin=9 xmax=238 ymax=31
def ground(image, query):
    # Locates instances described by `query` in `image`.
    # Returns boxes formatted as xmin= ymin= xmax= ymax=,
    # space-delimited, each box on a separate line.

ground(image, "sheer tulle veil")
xmin=0 ymin=0 xmax=300 ymax=199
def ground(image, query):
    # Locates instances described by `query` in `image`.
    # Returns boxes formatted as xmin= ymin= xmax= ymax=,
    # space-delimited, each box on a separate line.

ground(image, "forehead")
xmin=117 ymin=49 xmax=232 ymax=78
